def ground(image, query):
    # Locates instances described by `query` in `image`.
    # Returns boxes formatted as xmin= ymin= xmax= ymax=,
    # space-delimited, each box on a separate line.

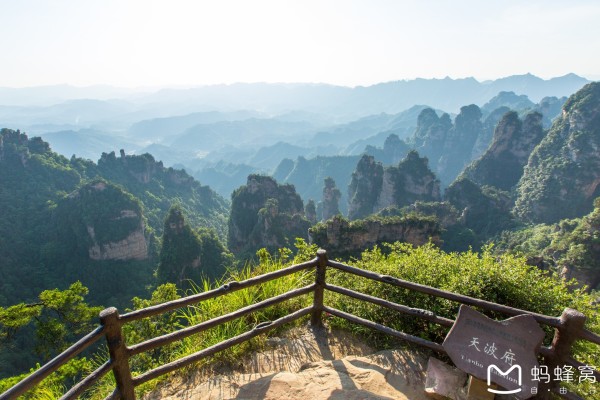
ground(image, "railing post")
xmin=539 ymin=308 xmax=586 ymax=398
xmin=100 ymin=307 xmax=135 ymax=400
xmin=311 ymin=249 xmax=328 ymax=327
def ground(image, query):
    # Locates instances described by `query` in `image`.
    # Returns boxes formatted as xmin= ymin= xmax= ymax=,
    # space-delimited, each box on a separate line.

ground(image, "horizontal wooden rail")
xmin=59 ymin=360 xmax=113 ymax=400
xmin=323 ymin=305 xmax=446 ymax=353
xmin=132 ymin=307 xmax=313 ymax=386
xmin=121 ymin=258 xmax=316 ymax=323
xmin=324 ymin=283 xmax=454 ymax=328
xmin=0 ymin=325 xmax=106 ymax=400
xmin=325 ymin=284 xmax=562 ymax=361
xmin=327 ymin=259 xmax=562 ymax=328
xmin=579 ymin=328 xmax=600 ymax=345
xmin=3 ymin=249 xmax=598 ymax=400
xmin=129 ymin=284 xmax=315 ymax=356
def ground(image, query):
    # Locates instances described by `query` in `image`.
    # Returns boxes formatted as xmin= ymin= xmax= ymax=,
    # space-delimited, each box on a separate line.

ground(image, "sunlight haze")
xmin=1 ymin=0 xmax=599 ymax=87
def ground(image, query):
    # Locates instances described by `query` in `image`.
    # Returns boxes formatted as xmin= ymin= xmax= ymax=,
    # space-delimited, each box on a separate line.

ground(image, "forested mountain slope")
xmin=0 ymin=129 xmax=228 ymax=308
xmin=515 ymin=82 xmax=600 ymax=223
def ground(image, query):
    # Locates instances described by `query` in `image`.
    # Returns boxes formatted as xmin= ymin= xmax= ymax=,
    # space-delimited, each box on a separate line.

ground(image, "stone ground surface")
xmin=144 ymin=324 xmax=431 ymax=400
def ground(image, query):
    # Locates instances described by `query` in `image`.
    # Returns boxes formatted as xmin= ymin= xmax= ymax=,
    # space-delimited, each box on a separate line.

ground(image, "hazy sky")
xmin=1 ymin=0 xmax=599 ymax=88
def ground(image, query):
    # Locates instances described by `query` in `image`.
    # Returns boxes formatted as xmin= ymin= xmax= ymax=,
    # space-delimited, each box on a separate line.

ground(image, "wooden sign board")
xmin=442 ymin=305 xmax=545 ymax=399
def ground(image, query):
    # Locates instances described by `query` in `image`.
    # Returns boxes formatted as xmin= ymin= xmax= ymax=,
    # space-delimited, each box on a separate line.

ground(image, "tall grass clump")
xmin=123 ymin=240 xmax=317 ymax=397
xmin=0 ymin=358 xmax=91 ymax=400
xmin=5 ymin=240 xmax=598 ymax=398
xmin=326 ymin=242 xmax=599 ymax=398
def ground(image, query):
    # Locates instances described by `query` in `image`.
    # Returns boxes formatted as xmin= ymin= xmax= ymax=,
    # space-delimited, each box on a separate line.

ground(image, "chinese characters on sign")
xmin=468 ymin=337 xmax=518 ymax=366
xmin=442 ymin=306 xmax=597 ymax=398
xmin=442 ymin=305 xmax=545 ymax=400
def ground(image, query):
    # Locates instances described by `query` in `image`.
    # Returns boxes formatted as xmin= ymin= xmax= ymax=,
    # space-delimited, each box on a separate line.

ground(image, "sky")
xmin=1 ymin=0 xmax=599 ymax=88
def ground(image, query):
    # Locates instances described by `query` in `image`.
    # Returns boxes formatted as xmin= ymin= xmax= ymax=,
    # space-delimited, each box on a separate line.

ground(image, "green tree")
xmin=158 ymin=205 xmax=232 ymax=287
xmin=0 ymin=282 xmax=101 ymax=372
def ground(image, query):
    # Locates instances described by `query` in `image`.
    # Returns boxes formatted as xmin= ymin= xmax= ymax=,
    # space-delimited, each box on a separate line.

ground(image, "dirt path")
xmin=144 ymin=325 xmax=431 ymax=400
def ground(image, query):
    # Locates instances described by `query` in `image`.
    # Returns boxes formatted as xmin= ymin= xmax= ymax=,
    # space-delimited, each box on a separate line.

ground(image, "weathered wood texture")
xmin=3 ymin=250 xmax=598 ymax=400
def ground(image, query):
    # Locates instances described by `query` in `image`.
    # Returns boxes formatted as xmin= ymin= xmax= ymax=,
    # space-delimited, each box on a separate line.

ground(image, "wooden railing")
xmin=1 ymin=249 xmax=599 ymax=400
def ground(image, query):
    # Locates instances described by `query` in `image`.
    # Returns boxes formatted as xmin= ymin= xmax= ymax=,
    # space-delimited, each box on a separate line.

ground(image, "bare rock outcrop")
xmin=228 ymin=175 xmax=309 ymax=255
xmin=462 ymin=111 xmax=545 ymax=191
xmin=60 ymin=180 xmax=150 ymax=261
xmin=560 ymin=264 xmax=600 ymax=291
xmin=310 ymin=215 xmax=441 ymax=258
xmin=145 ymin=326 xmax=429 ymax=400
xmin=88 ymin=226 xmax=148 ymax=261
xmin=348 ymin=151 xmax=440 ymax=220
xmin=321 ymin=177 xmax=341 ymax=221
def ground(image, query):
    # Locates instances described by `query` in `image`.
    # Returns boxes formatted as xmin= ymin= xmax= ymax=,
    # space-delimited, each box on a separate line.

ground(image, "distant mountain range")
xmin=0 ymin=74 xmax=590 ymax=117
xmin=0 ymin=73 xmax=592 ymax=203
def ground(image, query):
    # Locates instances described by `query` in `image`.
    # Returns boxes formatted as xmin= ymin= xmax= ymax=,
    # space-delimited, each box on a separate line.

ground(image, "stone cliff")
xmin=534 ymin=96 xmax=567 ymax=128
xmin=320 ymin=177 xmax=341 ymax=221
xmin=411 ymin=108 xmax=451 ymax=176
xmin=515 ymin=82 xmax=600 ymax=223
xmin=251 ymin=199 xmax=311 ymax=253
xmin=88 ymin=227 xmax=148 ymax=261
xmin=445 ymin=177 xmax=514 ymax=239
xmin=97 ymin=149 xmax=229 ymax=239
xmin=347 ymin=155 xmax=384 ymax=219
xmin=309 ymin=215 xmax=440 ymax=258
xmin=408 ymin=105 xmax=488 ymax=187
xmin=228 ymin=175 xmax=310 ymax=256
xmin=64 ymin=180 xmax=149 ymax=261
xmin=364 ymin=133 xmax=410 ymax=165
xmin=437 ymin=105 xmax=484 ymax=186
xmin=462 ymin=111 xmax=545 ymax=191
xmin=348 ymin=152 xmax=440 ymax=220
xmin=470 ymin=106 xmax=510 ymax=161
xmin=272 ymin=155 xmax=361 ymax=216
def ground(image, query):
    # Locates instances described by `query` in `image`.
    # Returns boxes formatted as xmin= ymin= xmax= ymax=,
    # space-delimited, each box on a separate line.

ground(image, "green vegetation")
xmin=0 ymin=129 xmax=84 ymax=306
xmin=0 ymin=242 xmax=317 ymax=399
xmin=326 ymin=243 xmax=599 ymax=398
xmin=309 ymin=213 xmax=440 ymax=258
xmin=4 ymin=81 xmax=600 ymax=398
xmin=0 ymin=282 xmax=102 ymax=384
xmin=348 ymin=155 xmax=384 ymax=219
xmin=97 ymin=151 xmax=229 ymax=239
xmin=496 ymin=197 xmax=600 ymax=291
xmin=515 ymin=82 xmax=600 ymax=223
xmin=3 ymin=242 xmax=597 ymax=398
xmin=157 ymin=206 xmax=233 ymax=287
xmin=462 ymin=111 xmax=545 ymax=191
xmin=388 ymin=150 xmax=440 ymax=206
xmin=445 ymin=177 xmax=515 ymax=246
xmin=228 ymin=174 xmax=309 ymax=257
xmin=57 ymin=179 xmax=144 ymax=246
xmin=0 ymin=129 xmax=230 ymax=378
xmin=380 ymin=201 xmax=477 ymax=252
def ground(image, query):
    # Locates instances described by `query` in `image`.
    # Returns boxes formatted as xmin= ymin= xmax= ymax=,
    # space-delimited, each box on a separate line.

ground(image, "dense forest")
xmin=1 ymin=80 xmax=599 ymax=398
